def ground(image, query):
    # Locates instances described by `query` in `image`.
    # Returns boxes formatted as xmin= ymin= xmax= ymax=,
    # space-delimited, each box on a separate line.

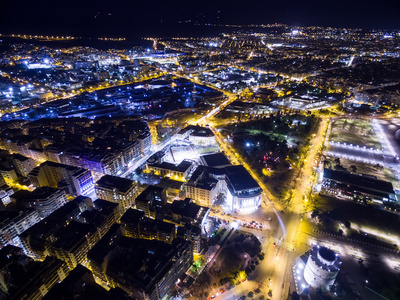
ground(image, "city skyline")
xmin=0 ymin=5 xmax=400 ymax=300
xmin=1 ymin=0 xmax=400 ymax=39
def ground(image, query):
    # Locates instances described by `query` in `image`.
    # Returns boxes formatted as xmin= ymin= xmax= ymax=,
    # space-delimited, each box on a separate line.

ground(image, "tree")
xmin=344 ymin=220 xmax=351 ymax=229
xmin=350 ymin=165 xmax=357 ymax=173
xmin=196 ymin=272 xmax=211 ymax=289
xmin=323 ymin=159 xmax=331 ymax=169
xmin=334 ymin=158 xmax=341 ymax=166
xmin=311 ymin=210 xmax=319 ymax=219
xmin=291 ymin=292 xmax=300 ymax=300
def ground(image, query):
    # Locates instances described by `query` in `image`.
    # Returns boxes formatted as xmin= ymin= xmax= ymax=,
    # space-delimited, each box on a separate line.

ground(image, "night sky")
xmin=1 ymin=0 xmax=400 ymax=38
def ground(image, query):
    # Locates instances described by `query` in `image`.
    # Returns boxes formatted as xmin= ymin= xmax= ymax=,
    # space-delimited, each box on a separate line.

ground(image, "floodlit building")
xmin=137 ymin=132 xmax=152 ymax=155
xmin=29 ymin=161 xmax=94 ymax=197
xmin=0 ymin=208 xmax=40 ymax=248
xmin=186 ymin=164 xmax=262 ymax=214
xmin=224 ymin=165 xmax=262 ymax=214
xmin=177 ymin=125 xmax=216 ymax=146
xmin=0 ymin=187 xmax=13 ymax=207
xmin=147 ymin=159 xmax=193 ymax=181
xmin=304 ymin=245 xmax=342 ymax=290
xmin=95 ymin=175 xmax=138 ymax=213
xmin=9 ymin=153 xmax=36 ymax=177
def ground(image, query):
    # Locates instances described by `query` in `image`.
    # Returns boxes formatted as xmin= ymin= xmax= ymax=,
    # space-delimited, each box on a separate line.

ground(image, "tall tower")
xmin=303 ymin=245 xmax=342 ymax=290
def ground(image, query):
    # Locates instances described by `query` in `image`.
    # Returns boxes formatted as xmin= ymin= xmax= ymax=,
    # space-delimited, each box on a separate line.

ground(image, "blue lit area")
xmin=1 ymin=77 xmax=222 ymax=121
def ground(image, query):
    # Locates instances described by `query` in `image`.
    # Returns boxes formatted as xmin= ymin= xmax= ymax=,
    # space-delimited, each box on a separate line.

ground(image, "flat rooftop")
xmin=88 ymin=226 xmax=191 ymax=293
xmin=170 ymin=198 xmax=209 ymax=224
xmin=224 ymin=165 xmax=261 ymax=192
xmin=96 ymin=175 xmax=135 ymax=193
xmin=323 ymin=168 xmax=394 ymax=194
xmin=200 ymin=152 xmax=231 ymax=168
xmin=150 ymin=160 xmax=192 ymax=173
xmin=12 ymin=187 xmax=62 ymax=202
xmin=178 ymin=125 xmax=214 ymax=138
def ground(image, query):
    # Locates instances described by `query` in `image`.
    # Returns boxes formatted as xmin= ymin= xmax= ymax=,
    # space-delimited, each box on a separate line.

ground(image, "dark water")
xmin=0 ymin=24 xmax=272 ymax=50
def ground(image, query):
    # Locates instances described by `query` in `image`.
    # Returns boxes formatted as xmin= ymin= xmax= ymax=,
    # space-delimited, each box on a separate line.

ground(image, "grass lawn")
xmin=329 ymin=118 xmax=381 ymax=149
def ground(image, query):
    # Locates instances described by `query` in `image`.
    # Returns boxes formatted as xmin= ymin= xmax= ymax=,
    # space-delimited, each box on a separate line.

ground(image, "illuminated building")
xmin=0 ymin=136 xmax=48 ymax=163
xmin=19 ymin=196 xmax=93 ymax=260
xmin=76 ymin=152 xmax=123 ymax=176
xmin=177 ymin=125 xmax=216 ymax=146
xmin=283 ymin=95 xmax=329 ymax=110
xmin=120 ymin=209 xmax=177 ymax=243
xmin=57 ymin=149 xmax=126 ymax=176
xmin=9 ymin=154 xmax=36 ymax=177
xmin=0 ymin=167 xmax=17 ymax=182
xmin=44 ymin=145 xmax=63 ymax=163
xmin=147 ymin=159 xmax=193 ymax=181
xmin=95 ymin=175 xmax=138 ymax=213
xmin=186 ymin=164 xmax=262 ymax=214
xmin=135 ymin=185 xmax=166 ymax=219
xmin=0 ymin=188 xmax=12 ymax=207
xmin=135 ymin=187 xmax=208 ymax=254
xmin=120 ymin=141 xmax=141 ymax=166
xmin=87 ymin=225 xmax=193 ymax=300
xmin=0 ymin=208 xmax=40 ymax=248
xmin=11 ymin=187 xmax=68 ymax=218
xmin=29 ymin=161 xmax=94 ymax=197
xmin=156 ymin=177 xmax=185 ymax=201
xmin=224 ymin=165 xmax=262 ymax=214
xmin=137 ymin=132 xmax=152 ymax=155
xmin=303 ymin=245 xmax=341 ymax=290
xmin=19 ymin=196 xmax=114 ymax=268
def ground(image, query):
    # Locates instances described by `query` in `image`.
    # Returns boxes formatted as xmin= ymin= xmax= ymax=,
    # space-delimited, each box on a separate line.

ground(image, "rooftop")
xmin=224 ymin=165 xmax=262 ymax=193
xmin=96 ymin=175 xmax=135 ymax=193
xmin=323 ymin=168 xmax=395 ymax=194
xmin=106 ymin=237 xmax=190 ymax=293
xmin=200 ymin=152 xmax=232 ymax=168
xmin=150 ymin=159 xmax=192 ymax=173
xmin=12 ymin=187 xmax=63 ymax=202
xmin=170 ymin=198 xmax=209 ymax=225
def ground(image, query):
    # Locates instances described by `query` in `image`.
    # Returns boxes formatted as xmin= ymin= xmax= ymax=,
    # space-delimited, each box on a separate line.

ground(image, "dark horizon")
xmin=1 ymin=0 xmax=400 ymax=39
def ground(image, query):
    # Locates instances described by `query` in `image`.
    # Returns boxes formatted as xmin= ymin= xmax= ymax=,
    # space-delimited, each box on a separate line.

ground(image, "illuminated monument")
xmin=303 ymin=245 xmax=341 ymax=290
